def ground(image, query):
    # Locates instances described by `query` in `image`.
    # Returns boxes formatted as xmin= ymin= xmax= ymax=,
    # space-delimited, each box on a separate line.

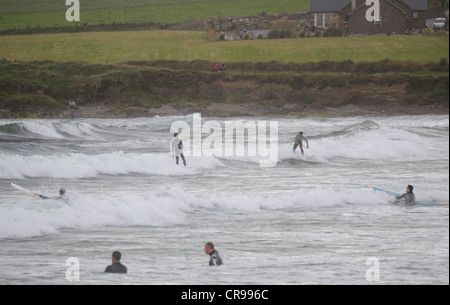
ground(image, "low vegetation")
xmin=0 ymin=59 xmax=448 ymax=118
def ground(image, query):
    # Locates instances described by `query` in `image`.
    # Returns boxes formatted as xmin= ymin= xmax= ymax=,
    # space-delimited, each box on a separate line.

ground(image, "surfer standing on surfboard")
xmin=293 ymin=132 xmax=309 ymax=155
xmin=171 ymin=133 xmax=187 ymax=166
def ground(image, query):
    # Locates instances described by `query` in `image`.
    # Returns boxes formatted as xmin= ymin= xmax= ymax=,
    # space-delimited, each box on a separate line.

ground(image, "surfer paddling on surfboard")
xmin=293 ymin=132 xmax=309 ymax=155
xmin=11 ymin=183 xmax=66 ymax=201
xmin=373 ymin=187 xmax=437 ymax=207
xmin=171 ymin=133 xmax=187 ymax=166
xmin=395 ymin=185 xmax=416 ymax=206
xmin=40 ymin=188 xmax=66 ymax=200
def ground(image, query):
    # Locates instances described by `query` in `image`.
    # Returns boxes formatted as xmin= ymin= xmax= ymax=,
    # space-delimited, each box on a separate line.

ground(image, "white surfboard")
xmin=10 ymin=183 xmax=46 ymax=199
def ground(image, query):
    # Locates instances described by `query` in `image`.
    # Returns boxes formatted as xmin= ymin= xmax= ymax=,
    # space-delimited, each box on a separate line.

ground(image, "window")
xmin=316 ymin=13 xmax=337 ymax=28
xmin=413 ymin=12 xmax=419 ymax=19
xmin=316 ymin=14 xmax=323 ymax=27
xmin=324 ymin=14 xmax=337 ymax=26
xmin=324 ymin=14 xmax=331 ymax=26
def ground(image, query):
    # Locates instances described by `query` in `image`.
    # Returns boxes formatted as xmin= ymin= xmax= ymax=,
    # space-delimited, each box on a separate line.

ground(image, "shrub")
xmin=324 ymin=16 xmax=347 ymax=37
xmin=268 ymin=19 xmax=297 ymax=39
xmin=422 ymin=27 xmax=433 ymax=35
xmin=324 ymin=27 xmax=343 ymax=37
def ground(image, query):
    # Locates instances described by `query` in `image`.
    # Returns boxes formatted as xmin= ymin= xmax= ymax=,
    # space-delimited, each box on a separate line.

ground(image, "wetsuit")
xmin=209 ymin=250 xmax=223 ymax=267
xmin=171 ymin=137 xmax=187 ymax=166
xmin=396 ymin=193 xmax=416 ymax=206
xmin=105 ymin=262 xmax=128 ymax=274
xmin=39 ymin=195 xmax=65 ymax=201
xmin=293 ymin=135 xmax=309 ymax=155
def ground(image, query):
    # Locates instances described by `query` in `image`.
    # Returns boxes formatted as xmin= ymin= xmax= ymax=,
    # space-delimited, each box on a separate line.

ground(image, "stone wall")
xmin=204 ymin=12 xmax=314 ymax=40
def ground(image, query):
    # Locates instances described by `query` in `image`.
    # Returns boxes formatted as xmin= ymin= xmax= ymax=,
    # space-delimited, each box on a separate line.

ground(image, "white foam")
xmin=2 ymin=180 xmax=446 ymax=240
xmin=191 ymin=187 xmax=391 ymax=212
xmin=0 ymin=186 xmax=392 ymax=239
xmin=278 ymin=124 xmax=445 ymax=163
xmin=212 ymin=125 xmax=441 ymax=165
xmin=0 ymin=189 xmax=189 ymax=239
xmin=0 ymin=152 xmax=224 ymax=179
xmin=21 ymin=121 xmax=65 ymax=139
xmin=56 ymin=121 xmax=100 ymax=138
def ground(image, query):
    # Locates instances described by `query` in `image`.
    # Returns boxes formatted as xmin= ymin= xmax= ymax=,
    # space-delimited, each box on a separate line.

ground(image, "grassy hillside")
xmin=0 ymin=60 xmax=448 ymax=118
xmin=0 ymin=0 xmax=310 ymax=31
xmin=0 ymin=31 xmax=448 ymax=64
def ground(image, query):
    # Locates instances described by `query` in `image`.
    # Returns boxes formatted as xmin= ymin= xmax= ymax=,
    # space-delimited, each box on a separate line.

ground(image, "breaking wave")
xmin=0 ymin=186 xmax=401 ymax=239
xmin=0 ymin=152 xmax=223 ymax=179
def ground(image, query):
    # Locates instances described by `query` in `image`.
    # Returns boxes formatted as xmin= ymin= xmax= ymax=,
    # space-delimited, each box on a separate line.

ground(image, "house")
xmin=311 ymin=0 xmax=431 ymax=34
xmin=311 ymin=0 xmax=351 ymax=28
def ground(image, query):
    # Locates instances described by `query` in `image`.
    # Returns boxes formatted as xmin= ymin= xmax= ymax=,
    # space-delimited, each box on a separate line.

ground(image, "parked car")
xmin=432 ymin=18 xmax=447 ymax=31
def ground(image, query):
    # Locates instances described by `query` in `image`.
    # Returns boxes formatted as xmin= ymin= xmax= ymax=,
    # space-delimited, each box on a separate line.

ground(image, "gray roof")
xmin=402 ymin=0 xmax=428 ymax=10
xmin=311 ymin=0 xmax=428 ymax=13
xmin=311 ymin=0 xmax=351 ymax=13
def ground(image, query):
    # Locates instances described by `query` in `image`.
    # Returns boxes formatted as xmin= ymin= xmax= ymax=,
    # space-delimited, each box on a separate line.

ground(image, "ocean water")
xmin=0 ymin=115 xmax=448 ymax=285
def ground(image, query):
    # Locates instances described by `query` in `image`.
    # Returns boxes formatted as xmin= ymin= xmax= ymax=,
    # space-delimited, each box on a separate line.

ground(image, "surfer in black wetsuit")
xmin=40 ymin=188 xmax=66 ymax=200
xmin=293 ymin=132 xmax=310 ymax=155
xmin=171 ymin=133 xmax=187 ymax=166
xmin=204 ymin=242 xmax=223 ymax=267
xmin=396 ymin=185 xmax=416 ymax=206
xmin=105 ymin=251 xmax=128 ymax=274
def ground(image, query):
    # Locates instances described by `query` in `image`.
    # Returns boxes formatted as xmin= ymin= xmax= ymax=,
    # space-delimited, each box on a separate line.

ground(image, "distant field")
xmin=0 ymin=31 xmax=448 ymax=64
xmin=0 ymin=0 xmax=310 ymax=31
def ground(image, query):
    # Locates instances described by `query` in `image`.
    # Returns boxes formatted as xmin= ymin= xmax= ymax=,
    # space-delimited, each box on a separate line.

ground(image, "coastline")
xmin=63 ymin=101 xmax=448 ymax=119
xmin=1 ymin=60 xmax=448 ymax=119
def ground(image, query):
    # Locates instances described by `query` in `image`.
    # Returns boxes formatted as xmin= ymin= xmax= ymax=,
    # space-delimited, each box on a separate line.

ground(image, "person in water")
xmin=40 ymin=188 xmax=66 ymax=200
xmin=105 ymin=251 xmax=128 ymax=274
xmin=204 ymin=242 xmax=223 ymax=267
xmin=396 ymin=185 xmax=416 ymax=206
xmin=293 ymin=132 xmax=310 ymax=155
xmin=171 ymin=133 xmax=187 ymax=166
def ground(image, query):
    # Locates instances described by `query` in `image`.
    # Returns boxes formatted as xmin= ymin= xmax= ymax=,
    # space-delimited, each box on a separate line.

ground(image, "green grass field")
xmin=0 ymin=0 xmax=310 ymax=31
xmin=0 ymin=30 xmax=448 ymax=64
